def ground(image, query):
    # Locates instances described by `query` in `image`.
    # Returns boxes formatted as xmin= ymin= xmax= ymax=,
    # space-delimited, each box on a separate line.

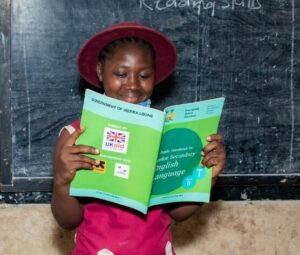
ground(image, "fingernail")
xmin=206 ymin=136 xmax=211 ymax=141
xmin=201 ymin=151 xmax=205 ymax=156
xmin=94 ymin=149 xmax=100 ymax=154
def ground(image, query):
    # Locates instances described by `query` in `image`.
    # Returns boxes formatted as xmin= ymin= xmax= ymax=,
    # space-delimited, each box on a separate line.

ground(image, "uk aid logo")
xmin=102 ymin=127 xmax=129 ymax=153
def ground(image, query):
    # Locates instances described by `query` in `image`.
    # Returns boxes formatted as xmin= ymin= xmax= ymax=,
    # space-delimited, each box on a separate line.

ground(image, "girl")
xmin=51 ymin=22 xmax=225 ymax=255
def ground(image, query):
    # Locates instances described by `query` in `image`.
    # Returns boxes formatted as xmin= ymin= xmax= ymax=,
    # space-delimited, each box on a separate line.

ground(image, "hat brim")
xmin=77 ymin=23 xmax=177 ymax=87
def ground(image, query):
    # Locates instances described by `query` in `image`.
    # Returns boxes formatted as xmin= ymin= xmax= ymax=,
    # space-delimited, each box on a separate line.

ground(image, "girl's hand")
xmin=201 ymin=134 xmax=226 ymax=179
xmin=53 ymin=127 xmax=100 ymax=186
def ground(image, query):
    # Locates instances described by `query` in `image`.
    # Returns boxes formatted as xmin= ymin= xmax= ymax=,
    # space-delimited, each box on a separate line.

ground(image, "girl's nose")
xmin=127 ymin=74 xmax=139 ymax=89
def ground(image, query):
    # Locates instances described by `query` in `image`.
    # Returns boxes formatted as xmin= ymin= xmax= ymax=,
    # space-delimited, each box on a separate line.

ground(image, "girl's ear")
xmin=96 ymin=62 xmax=103 ymax=82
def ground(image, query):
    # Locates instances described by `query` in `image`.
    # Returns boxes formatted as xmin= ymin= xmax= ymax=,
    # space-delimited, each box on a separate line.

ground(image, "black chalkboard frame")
xmin=0 ymin=0 xmax=13 ymax=190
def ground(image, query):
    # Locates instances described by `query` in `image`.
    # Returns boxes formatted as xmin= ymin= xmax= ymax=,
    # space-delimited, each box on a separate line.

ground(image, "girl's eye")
xmin=114 ymin=72 xmax=126 ymax=78
xmin=140 ymin=73 xmax=151 ymax=79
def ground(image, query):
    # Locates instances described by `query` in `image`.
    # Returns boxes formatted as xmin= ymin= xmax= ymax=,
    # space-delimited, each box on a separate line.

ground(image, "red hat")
xmin=77 ymin=22 xmax=177 ymax=87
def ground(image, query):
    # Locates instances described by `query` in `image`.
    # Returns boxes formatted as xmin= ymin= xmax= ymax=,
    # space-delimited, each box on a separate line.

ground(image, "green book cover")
xmin=70 ymin=89 xmax=225 ymax=214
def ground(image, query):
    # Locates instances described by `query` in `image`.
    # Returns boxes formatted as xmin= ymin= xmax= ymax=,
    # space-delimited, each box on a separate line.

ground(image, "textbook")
xmin=70 ymin=89 xmax=225 ymax=214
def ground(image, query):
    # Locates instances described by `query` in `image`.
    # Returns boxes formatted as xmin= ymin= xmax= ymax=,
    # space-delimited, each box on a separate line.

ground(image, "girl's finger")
xmin=202 ymin=156 xmax=218 ymax=168
xmin=63 ymin=153 xmax=100 ymax=169
xmin=74 ymin=162 xmax=95 ymax=170
xmin=206 ymin=134 xmax=223 ymax=142
xmin=202 ymin=151 xmax=225 ymax=165
xmin=75 ymin=154 xmax=100 ymax=166
xmin=65 ymin=126 xmax=85 ymax=146
xmin=67 ymin=144 xmax=100 ymax=155
xmin=202 ymin=141 xmax=225 ymax=155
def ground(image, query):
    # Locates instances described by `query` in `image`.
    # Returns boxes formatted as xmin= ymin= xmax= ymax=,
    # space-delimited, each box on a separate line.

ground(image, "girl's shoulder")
xmin=70 ymin=119 xmax=80 ymax=129
xmin=59 ymin=119 xmax=80 ymax=136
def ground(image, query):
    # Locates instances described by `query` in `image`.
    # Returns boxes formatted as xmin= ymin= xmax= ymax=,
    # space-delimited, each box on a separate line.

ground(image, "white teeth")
xmin=123 ymin=93 xmax=139 ymax=98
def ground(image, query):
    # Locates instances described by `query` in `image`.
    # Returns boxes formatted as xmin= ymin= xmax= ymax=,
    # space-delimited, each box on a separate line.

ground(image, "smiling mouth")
xmin=121 ymin=91 xmax=142 ymax=99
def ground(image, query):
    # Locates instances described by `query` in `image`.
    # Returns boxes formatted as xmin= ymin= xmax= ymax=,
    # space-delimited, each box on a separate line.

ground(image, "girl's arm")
xmin=168 ymin=134 xmax=226 ymax=221
xmin=51 ymin=127 xmax=99 ymax=230
xmin=167 ymin=202 xmax=203 ymax=221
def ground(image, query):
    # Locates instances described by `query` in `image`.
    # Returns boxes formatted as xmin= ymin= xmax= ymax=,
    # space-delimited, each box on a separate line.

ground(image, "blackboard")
xmin=0 ymin=0 xmax=299 ymax=202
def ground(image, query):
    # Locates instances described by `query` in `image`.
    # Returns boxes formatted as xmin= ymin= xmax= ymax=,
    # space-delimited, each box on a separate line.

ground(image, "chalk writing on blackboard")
xmin=140 ymin=0 xmax=262 ymax=17
xmin=1 ymin=32 xmax=8 ymax=61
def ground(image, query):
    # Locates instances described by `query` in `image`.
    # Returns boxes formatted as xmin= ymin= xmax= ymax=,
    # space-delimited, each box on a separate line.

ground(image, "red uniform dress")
xmin=66 ymin=120 xmax=175 ymax=255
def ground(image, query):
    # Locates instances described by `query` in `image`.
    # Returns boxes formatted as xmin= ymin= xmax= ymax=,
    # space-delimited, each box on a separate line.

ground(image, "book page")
xmin=149 ymin=97 xmax=225 ymax=206
xmin=70 ymin=89 xmax=164 ymax=214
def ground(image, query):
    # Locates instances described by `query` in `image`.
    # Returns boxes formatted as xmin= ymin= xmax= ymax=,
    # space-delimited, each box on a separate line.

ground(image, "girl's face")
xmin=97 ymin=42 xmax=155 ymax=104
